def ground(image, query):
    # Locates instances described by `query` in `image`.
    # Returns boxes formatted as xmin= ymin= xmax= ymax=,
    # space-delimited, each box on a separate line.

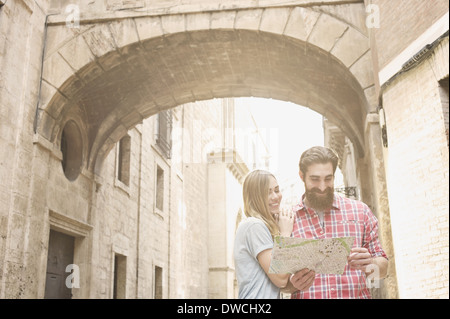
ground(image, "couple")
xmin=234 ymin=146 xmax=389 ymax=299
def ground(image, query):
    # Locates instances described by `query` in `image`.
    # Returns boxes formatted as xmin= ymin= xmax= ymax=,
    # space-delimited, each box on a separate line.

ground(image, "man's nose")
xmin=318 ymin=181 xmax=327 ymax=192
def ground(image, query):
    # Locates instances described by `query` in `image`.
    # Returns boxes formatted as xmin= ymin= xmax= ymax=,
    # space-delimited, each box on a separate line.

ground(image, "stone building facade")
xmin=0 ymin=0 xmax=448 ymax=299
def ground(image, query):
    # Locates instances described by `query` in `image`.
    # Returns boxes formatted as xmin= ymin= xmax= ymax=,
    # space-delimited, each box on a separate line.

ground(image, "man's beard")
xmin=305 ymin=187 xmax=334 ymax=211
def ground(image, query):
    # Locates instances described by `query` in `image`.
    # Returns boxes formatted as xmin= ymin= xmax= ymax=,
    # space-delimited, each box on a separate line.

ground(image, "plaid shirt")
xmin=290 ymin=192 xmax=387 ymax=299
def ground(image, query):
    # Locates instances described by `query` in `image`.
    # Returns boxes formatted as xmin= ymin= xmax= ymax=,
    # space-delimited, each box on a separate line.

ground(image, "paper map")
xmin=269 ymin=236 xmax=354 ymax=275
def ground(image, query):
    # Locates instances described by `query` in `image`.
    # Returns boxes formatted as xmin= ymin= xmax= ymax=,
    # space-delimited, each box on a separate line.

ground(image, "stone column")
xmin=364 ymin=113 xmax=398 ymax=299
xmin=207 ymin=149 xmax=248 ymax=299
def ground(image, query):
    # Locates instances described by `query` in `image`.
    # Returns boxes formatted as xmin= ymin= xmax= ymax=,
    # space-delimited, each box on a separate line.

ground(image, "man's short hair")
xmin=299 ymin=146 xmax=339 ymax=175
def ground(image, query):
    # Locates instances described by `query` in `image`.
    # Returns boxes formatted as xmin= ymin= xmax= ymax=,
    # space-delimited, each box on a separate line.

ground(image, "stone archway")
xmin=37 ymin=6 xmax=376 ymax=175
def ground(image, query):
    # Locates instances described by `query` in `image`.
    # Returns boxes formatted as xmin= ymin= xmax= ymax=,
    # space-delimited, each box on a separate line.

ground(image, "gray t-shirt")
xmin=234 ymin=217 xmax=280 ymax=299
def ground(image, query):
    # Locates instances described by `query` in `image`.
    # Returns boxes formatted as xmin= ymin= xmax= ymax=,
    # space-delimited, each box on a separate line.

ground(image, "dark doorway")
xmin=44 ymin=230 xmax=75 ymax=299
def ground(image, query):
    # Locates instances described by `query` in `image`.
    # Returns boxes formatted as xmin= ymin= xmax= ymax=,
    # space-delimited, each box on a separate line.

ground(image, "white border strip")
xmin=379 ymin=11 xmax=449 ymax=85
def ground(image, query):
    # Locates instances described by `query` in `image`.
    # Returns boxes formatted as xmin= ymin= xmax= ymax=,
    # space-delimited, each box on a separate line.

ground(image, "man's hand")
xmin=347 ymin=247 xmax=373 ymax=272
xmin=348 ymin=247 xmax=389 ymax=278
xmin=289 ymin=268 xmax=315 ymax=291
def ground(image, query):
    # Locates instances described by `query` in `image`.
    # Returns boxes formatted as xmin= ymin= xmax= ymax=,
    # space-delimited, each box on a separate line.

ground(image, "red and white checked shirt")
xmin=290 ymin=192 xmax=387 ymax=299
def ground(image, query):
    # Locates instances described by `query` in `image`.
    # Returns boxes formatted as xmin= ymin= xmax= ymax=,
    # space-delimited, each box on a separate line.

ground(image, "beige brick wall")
xmin=372 ymin=0 xmax=449 ymax=70
xmin=382 ymin=38 xmax=449 ymax=298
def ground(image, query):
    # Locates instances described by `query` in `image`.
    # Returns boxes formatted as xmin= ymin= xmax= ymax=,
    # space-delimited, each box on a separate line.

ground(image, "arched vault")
xmin=37 ymin=7 xmax=375 ymax=175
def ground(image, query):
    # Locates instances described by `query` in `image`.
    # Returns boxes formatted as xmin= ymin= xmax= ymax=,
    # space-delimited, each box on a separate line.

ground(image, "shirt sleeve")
xmin=245 ymin=221 xmax=274 ymax=260
xmin=363 ymin=206 xmax=388 ymax=259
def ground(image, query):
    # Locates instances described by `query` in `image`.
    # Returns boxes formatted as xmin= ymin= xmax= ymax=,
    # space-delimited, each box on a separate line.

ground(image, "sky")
xmin=234 ymin=97 xmax=327 ymax=204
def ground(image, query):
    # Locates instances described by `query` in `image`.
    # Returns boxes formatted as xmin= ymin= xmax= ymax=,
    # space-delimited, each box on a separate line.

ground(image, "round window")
xmin=60 ymin=120 xmax=83 ymax=181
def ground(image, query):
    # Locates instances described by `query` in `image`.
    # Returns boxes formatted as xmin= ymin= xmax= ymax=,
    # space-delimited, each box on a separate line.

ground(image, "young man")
xmin=287 ymin=146 xmax=388 ymax=299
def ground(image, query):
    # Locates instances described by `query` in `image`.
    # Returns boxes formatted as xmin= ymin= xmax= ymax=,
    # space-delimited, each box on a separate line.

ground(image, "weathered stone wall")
xmin=0 ymin=0 xmax=50 ymax=298
xmin=76 ymin=100 xmax=227 ymax=298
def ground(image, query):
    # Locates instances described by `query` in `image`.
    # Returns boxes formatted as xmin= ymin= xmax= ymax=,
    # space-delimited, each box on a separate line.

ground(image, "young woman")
xmin=234 ymin=169 xmax=295 ymax=299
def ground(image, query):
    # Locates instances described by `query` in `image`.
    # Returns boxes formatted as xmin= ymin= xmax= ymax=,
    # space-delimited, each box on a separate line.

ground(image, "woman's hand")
xmin=278 ymin=207 xmax=295 ymax=237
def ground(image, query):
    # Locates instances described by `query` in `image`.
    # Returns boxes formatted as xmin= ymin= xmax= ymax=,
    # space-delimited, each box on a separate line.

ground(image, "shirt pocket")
xmin=338 ymin=220 xmax=365 ymax=242
xmin=293 ymin=218 xmax=315 ymax=238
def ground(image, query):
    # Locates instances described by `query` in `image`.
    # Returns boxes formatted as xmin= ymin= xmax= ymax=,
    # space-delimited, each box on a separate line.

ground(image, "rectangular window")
xmin=117 ymin=135 xmax=131 ymax=186
xmin=156 ymin=110 xmax=172 ymax=159
xmin=156 ymin=165 xmax=164 ymax=211
xmin=113 ymin=254 xmax=127 ymax=299
xmin=154 ymin=266 xmax=163 ymax=299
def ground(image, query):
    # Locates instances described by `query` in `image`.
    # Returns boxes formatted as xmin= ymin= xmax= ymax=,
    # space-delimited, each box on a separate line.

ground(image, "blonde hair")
xmin=242 ymin=170 xmax=280 ymax=238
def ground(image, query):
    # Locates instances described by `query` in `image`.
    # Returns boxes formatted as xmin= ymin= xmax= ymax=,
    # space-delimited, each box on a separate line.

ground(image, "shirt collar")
xmin=294 ymin=193 xmax=341 ymax=214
